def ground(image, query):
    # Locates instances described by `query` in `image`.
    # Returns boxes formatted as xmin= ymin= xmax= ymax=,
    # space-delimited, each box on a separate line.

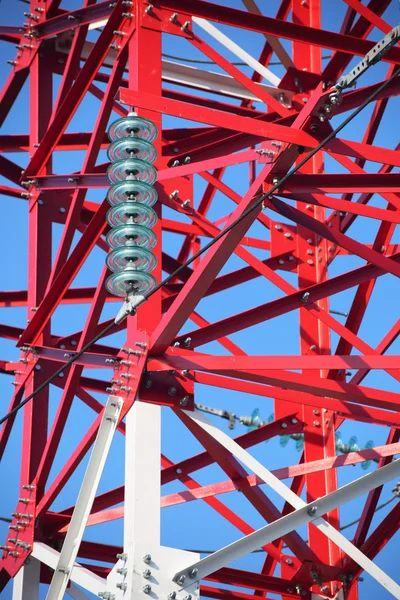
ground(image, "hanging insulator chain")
xmin=105 ymin=112 xmax=159 ymax=301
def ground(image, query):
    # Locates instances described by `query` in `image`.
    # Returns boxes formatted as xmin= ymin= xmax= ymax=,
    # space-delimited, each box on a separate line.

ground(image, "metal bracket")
xmin=114 ymin=294 xmax=146 ymax=325
xmin=335 ymin=24 xmax=400 ymax=93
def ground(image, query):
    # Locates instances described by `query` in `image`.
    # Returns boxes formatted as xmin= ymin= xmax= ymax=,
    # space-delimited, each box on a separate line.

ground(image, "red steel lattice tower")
xmin=0 ymin=1 xmax=400 ymax=599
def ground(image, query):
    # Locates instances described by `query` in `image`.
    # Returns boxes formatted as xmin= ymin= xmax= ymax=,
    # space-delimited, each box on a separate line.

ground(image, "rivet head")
xmin=143 ymin=584 xmax=151 ymax=594
xmin=143 ymin=554 xmax=151 ymax=564
xmin=189 ymin=568 xmax=198 ymax=578
xmin=308 ymin=505 xmax=318 ymax=516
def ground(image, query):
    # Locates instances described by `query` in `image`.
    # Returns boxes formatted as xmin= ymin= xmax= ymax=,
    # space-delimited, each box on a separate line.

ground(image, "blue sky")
xmin=0 ymin=1 xmax=400 ymax=598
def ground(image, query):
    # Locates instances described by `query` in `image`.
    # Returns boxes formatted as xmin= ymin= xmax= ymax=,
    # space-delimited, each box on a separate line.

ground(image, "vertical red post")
xmin=291 ymin=0 xmax=341 ymax=577
xmin=127 ymin=2 xmax=162 ymax=339
xmin=22 ymin=40 xmax=53 ymax=492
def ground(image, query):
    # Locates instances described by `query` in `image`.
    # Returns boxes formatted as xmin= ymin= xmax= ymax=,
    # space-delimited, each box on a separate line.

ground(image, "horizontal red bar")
xmin=149 ymin=352 xmax=400 ymax=371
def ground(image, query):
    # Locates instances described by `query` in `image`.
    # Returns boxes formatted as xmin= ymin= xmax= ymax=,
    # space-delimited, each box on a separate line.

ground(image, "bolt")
xmin=313 ymin=409 xmax=320 ymax=415
xmin=171 ymin=160 xmax=180 ymax=167
xmin=143 ymin=584 xmax=151 ymax=594
xmin=286 ymin=558 xmax=293 ymax=565
xmin=291 ymin=418 xmax=298 ymax=424
xmin=310 ymin=344 xmax=317 ymax=351
xmin=310 ymin=123 xmax=319 ymax=132
xmin=120 ymin=386 xmax=132 ymax=392
xmin=313 ymin=420 xmax=320 ymax=427
xmin=16 ymin=521 xmax=29 ymax=527
xmin=9 ymin=551 xmax=20 ymax=557
xmin=0 ymin=545 xmax=10 ymax=551
xmin=98 ymin=594 xmax=115 ymax=600
xmin=105 ymin=358 xmax=117 ymax=365
xmin=122 ymin=12 xmax=133 ymax=18
xmin=143 ymin=553 xmax=151 ymax=563
xmin=143 ymin=569 xmax=152 ymax=579
xmin=144 ymin=4 xmax=153 ymax=14
xmin=181 ymin=199 xmax=190 ymax=209
xmin=117 ymin=567 xmax=128 ymax=575
xmin=274 ymin=224 xmax=282 ymax=231
xmin=144 ymin=379 xmax=152 ymax=388
xmin=7 ymin=60 xmax=18 ymax=66
xmin=116 ymin=553 xmax=128 ymax=561
xmin=170 ymin=12 xmax=178 ymax=22
xmin=120 ymin=373 xmax=132 ymax=379
xmin=278 ymin=259 xmax=284 ymax=265
xmin=281 ymin=422 xmax=287 ymax=429
xmin=168 ymin=387 xmax=177 ymax=396
xmin=9 ymin=525 xmax=21 ymax=531
xmin=181 ymin=20 xmax=190 ymax=32
xmin=168 ymin=594 xmax=177 ymax=600
xmin=117 ymin=583 xmax=128 ymax=591
xmin=180 ymin=396 xmax=190 ymax=407
xmin=136 ymin=341 xmax=148 ymax=348
xmin=176 ymin=467 xmax=183 ymax=474
xmin=19 ymin=498 xmax=32 ymax=504
xmin=189 ymin=568 xmax=198 ymax=578
xmin=184 ymin=596 xmax=192 ymax=600
xmin=301 ymin=291 xmax=310 ymax=303
xmin=183 ymin=337 xmax=191 ymax=348
xmin=170 ymin=190 xmax=179 ymax=199
xmin=306 ymin=249 xmax=313 ymax=255
xmin=288 ymin=255 xmax=295 ymax=261
xmin=308 ymin=505 xmax=318 ymax=516
xmin=284 ymin=232 xmax=291 ymax=238
xmin=177 ymin=575 xmax=186 ymax=585
xmin=287 ymin=587 xmax=295 ymax=594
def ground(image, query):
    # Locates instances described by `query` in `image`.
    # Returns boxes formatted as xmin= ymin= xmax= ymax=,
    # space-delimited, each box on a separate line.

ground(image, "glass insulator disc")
xmin=106 ymin=246 xmax=157 ymax=273
xmin=107 ymin=115 xmax=158 ymax=143
xmin=107 ymin=158 xmax=156 ymax=185
xmin=107 ymin=179 xmax=158 ymax=207
xmin=106 ymin=203 xmax=158 ymax=228
xmin=106 ymin=223 xmax=157 ymax=250
xmin=106 ymin=268 xmax=156 ymax=298
xmin=107 ymin=138 xmax=157 ymax=164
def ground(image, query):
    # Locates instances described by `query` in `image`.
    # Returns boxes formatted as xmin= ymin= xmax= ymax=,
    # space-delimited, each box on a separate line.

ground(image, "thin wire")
xmin=184 ymin=495 xmax=398 ymax=555
xmin=161 ymin=53 xmax=332 ymax=66
xmin=0 ymin=66 xmax=398 ymax=427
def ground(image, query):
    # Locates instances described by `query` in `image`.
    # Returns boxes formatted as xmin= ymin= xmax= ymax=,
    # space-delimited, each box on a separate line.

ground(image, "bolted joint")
xmin=308 ymin=505 xmax=318 ymax=517
xmin=116 ymin=552 xmax=128 ymax=561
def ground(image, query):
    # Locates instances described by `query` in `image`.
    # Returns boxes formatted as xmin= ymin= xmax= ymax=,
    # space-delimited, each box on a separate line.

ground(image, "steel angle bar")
xmin=44 ymin=395 xmax=123 ymax=600
xmin=172 ymin=410 xmax=400 ymax=598
xmin=192 ymin=17 xmax=281 ymax=87
xmin=31 ymin=543 xmax=105 ymax=597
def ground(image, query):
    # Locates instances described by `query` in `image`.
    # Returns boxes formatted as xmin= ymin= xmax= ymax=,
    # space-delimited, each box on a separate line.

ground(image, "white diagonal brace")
xmin=193 ymin=17 xmax=281 ymax=87
xmin=44 ymin=395 xmax=123 ymax=600
xmin=67 ymin=583 xmax=93 ymax=600
xmin=173 ymin=410 xmax=400 ymax=599
xmin=240 ymin=0 xmax=296 ymax=69
xmin=32 ymin=542 xmax=105 ymax=596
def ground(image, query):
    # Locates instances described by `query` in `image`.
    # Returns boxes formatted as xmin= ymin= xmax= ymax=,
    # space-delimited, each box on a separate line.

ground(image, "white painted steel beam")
xmin=173 ymin=410 xmax=400 ymax=599
xmin=240 ymin=0 xmax=295 ymax=69
xmin=32 ymin=542 xmax=106 ymax=596
xmin=55 ymin=38 xmax=293 ymax=105
xmin=192 ymin=17 xmax=281 ymax=87
xmin=44 ymin=395 xmax=123 ymax=600
xmin=12 ymin=557 xmax=40 ymax=600
xmin=67 ymin=583 xmax=93 ymax=600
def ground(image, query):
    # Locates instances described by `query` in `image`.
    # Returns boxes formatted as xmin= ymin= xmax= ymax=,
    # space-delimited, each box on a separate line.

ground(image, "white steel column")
xmin=45 ymin=395 xmax=123 ymax=600
xmin=107 ymin=400 xmax=200 ymax=599
xmin=12 ymin=556 xmax=40 ymax=600
xmin=174 ymin=410 xmax=400 ymax=599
